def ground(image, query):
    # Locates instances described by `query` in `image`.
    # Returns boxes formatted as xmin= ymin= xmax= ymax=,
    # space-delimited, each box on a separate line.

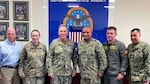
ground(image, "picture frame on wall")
xmin=14 ymin=22 xmax=29 ymax=41
xmin=0 ymin=1 xmax=9 ymax=20
xmin=13 ymin=1 xmax=29 ymax=21
xmin=0 ymin=22 xmax=9 ymax=40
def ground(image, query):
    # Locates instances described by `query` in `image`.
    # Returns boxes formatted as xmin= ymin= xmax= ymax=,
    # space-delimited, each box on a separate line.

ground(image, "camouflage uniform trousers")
xmin=51 ymin=75 xmax=72 ymax=84
xmin=80 ymin=77 xmax=101 ymax=84
xmin=129 ymin=81 xmax=143 ymax=84
xmin=22 ymin=76 xmax=45 ymax=84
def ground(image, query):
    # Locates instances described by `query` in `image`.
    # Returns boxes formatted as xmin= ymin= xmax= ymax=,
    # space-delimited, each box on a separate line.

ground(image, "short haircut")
xmin=131 ymin=28 xmax=141 ymax=33
xmin=31 ymin=29 xmax=40 ymax=36
xmin=58 ymin=24 xmax=68 ymax=32
xmin=82 ymin=26 xmax=91 ymax=31
xmin=59 ymin=24 xmax=66 ymax=28
xmin=107 ymin=26 xmax=117 ymax=32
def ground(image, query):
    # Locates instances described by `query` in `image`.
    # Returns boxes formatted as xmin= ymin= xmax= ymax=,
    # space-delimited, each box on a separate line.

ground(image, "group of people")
xmin=0 ymin=24 xmax=150 ymax=84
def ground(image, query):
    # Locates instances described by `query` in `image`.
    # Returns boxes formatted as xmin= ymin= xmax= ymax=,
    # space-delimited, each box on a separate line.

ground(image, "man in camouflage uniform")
xmin=103 ymin=26 xmax=128 ymax=84
xmin=46 ymin=24 xmax=78 ymax=84
xmin=127 ymin=28 xmax=150 ymax=84
xmin=78 ymin=26 xmax=107 ymax=84
xmin=18 ymin=30 xmax=47 ymax=84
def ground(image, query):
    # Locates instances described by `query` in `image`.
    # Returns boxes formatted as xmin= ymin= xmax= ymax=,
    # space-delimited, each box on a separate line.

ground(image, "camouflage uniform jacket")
xmin=127 ymin=41 xmax=150 ymax=81
xmin=103 ymin=39 xmax=128 ymax=75
xmin=78 ymin=38 xmax=107 ymax=78
xmin=46 ymin=38 xmax=77 ymax=76
xmin=18 ymin=42 xmax=47 ymax=78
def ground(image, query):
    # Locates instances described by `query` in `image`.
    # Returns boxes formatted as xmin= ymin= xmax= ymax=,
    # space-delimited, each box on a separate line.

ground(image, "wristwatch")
xmin=120 ymin=71 xmax=126 ymax=75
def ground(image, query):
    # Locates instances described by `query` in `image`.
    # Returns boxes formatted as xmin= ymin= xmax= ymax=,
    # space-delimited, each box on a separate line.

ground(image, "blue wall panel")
xmin=49 ymin=0 xmax=108 ymax=44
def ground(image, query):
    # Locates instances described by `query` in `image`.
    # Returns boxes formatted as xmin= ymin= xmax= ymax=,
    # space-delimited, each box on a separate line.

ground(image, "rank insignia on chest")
xmin=110 ymin=45 xmax=116 ymax=50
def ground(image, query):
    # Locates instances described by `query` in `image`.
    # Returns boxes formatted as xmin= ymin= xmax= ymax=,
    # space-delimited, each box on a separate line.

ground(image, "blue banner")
xmin=49 ymin=0 xmax=108 ymax=44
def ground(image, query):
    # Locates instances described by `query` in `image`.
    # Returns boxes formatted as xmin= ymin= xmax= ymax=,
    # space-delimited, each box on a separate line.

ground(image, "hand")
xmin=20 ymin=73 xmax=26 ymax=79
xmin=48 ymin=74 xmax=54 ymax=78
xmin=0 ymin=74 xmax=2 ymax=80
xmin=72 ymin=71 xmax=76 ymax=77
xmin=117 ymin=73 xmax=124 ymax=80
xmin=97 ymin=73 xmax=103 ymax=78
xmin=143 ymin=79 xmax=148 ymax=83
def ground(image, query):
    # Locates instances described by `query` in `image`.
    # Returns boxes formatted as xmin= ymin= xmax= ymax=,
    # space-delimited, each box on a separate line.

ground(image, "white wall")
xmin=114 ymin=0 xmax=150 ymax=46
xmin=0 ymin=0 xmax=31 ymax=45
xmin=32 ymin=0 xmax=49 ymax=47
xmin=1 ymin=0 xmax=150 ymax=48
xmin=0 ymin=0 xmax=49 ymax=48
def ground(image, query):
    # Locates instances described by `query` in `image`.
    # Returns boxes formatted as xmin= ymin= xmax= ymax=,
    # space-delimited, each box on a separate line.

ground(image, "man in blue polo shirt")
xmin=0 ymin=27 xmax=23 ymax=84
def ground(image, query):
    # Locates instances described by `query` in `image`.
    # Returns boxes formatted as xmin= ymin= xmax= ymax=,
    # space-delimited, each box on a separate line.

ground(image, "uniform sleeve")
xmin=71 ymin=44 xmax=78 ymax=72
xmin=77 ymin=42 xmax=82 ymax=70
xmin=143 ymin=43 xmax=150 ymax=79
xmin=126 ymin=45 xmax=131 ymax=76
xmin=46 ymin=41 xmax=55 ymax=74
xmin=119 ymin=43 xmax=128 ymax=72
xmin=18 ymin=47 xmax=26 ymax=78
xmin=96 ymin=41 xmax=107 ymax=74
xmin=43 ymin=45 xmax=47 ymax=70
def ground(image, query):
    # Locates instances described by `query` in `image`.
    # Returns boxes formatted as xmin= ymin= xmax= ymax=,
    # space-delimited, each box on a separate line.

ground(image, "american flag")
xmin=69 ymin=32 xmax=82 ymax=43
xmin=69 ymin=26 xmax=83 ymax=43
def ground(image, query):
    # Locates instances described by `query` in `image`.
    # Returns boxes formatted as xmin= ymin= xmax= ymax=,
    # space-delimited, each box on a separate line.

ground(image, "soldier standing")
xmin=46 ymin=24 xmax=78 ymax=84
xmin=103 ymin=26 xmax=128 ymax=84
xmin=18 ymin=29 xmax=47 ymax=84
xmin=127 ymin=28 xmax=150 ymax=84
xmin=78 ymin=26 xmax=107 ymax=84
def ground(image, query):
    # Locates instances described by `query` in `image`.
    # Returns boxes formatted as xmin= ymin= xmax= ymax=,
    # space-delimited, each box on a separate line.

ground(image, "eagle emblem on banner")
xmin=63 ymin=6 xmax=93 ymax=43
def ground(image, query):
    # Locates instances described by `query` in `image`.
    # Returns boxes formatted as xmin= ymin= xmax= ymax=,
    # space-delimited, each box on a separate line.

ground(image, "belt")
xmin=2 ymin=65 xmax=18 ymax=68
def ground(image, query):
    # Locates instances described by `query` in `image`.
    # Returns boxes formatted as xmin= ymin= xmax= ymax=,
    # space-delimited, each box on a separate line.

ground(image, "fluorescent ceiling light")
xmin=43 ymin=6 xmax=47 ymax=8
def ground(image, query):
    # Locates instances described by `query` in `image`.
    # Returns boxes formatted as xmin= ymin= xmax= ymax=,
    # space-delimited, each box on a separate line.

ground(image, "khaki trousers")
xmin=0 ymin=67 xmax=20 ymax=84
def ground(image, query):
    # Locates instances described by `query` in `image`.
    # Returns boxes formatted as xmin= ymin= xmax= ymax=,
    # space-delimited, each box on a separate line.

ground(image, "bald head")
xmin=82 ymin=26 xmax=92 ymax=33
xmin=6 ymin=27 xmax=16 ymax=43
xmin=7 ymin=27 xmax=15 ymax=33
xmin=82 ymin=26 xmax=92 ymax=41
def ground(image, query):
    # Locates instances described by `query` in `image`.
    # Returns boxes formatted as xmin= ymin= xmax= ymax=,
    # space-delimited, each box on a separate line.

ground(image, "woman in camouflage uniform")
xmin=18 ymin=29 xmax=47 ymax=84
